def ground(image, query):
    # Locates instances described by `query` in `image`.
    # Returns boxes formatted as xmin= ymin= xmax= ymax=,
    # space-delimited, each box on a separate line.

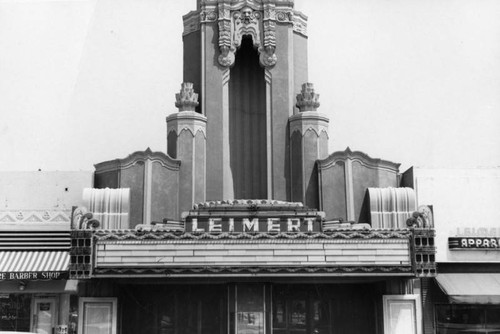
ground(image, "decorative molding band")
xmin=318 ymin=147 xmax=401 ymax=173
xmin=97 ymin=238 xmax=409 ymax=245
xmin=289 ymin=126 xmax=329 ymax=139
xmin=168 ymin=127 xmax=207 ymax=139
xmin=188 ymin=1 xmax=305 ymax=37
xmin=0 ymin=210 xmax=71 ymax=223
xmin=289 ymin=111 xmax=329 ymax=138
xmin=166 ymin=111 xmax=208 ymax=139
xmin=93 ymin=230 xmax=412 ymax=241
xmin=94 ymin=148 xmax=181 ymax=174
xmin=193 ymin=199 xmax=303 ymax=209
xmin=94 ymin=265 xmax=413 ymax=277
xmin=199 ymin=0 xmax=295 ymax=5
xmin=199 ymin=0 xmax=295 ymax=4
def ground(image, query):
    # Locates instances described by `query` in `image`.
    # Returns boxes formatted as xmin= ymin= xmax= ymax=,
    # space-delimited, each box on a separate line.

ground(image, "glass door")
xmin=78 ymin=298 xmax=117 ymax=334
xmin=236 ymin=285 xmax=266 ymax=334
xmin=32 ymin=298 xmax=57 ymax=334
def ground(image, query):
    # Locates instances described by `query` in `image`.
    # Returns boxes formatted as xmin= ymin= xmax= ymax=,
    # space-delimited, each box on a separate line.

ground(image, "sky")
xmin=0 ymin=0 xmax=499 ymax=172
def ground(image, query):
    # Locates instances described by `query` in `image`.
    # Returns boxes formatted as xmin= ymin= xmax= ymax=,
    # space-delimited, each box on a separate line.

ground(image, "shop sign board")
xmin=449 ymin=237 xmax=500 ymax=250
xmin=185 ymin=217 xmax=319 ymax=233
xmin=454 ymin=227 xmax=500 ymax=237
xmin=0 ymin=271 xmax=68 ymax=280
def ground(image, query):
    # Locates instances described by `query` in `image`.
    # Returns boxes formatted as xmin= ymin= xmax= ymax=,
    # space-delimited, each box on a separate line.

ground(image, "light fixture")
xmin=18 ymin=281 xmax=27 ymax=291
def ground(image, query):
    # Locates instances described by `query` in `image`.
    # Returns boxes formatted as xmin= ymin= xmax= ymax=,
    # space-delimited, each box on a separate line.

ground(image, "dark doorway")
xmin=229 ymin=35 xmax=267 ymax=199
xmin=272 ymin=284 xmax=379 ymax=334
xmin=121 ymin=284 xmax=226 ymax=334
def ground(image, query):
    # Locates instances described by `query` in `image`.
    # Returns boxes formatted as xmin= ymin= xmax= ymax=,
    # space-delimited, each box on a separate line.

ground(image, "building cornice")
xmin=94 ymin=148 xmax=181 ymax=174
xmin=318 ymin=147 xmax=400 ymax=173
xmin=94 ymin=265 xmax=413 ymax=277
xmin=93 ymin=230 xmax=412 ymax=241
xmin=289 ymin=111 xmax=329 ymax=138
xmin=166 ymin=111 xmax=208 ymax=139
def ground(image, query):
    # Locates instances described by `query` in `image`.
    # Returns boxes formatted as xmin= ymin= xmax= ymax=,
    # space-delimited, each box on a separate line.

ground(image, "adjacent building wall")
xmin=0 ymin=171 xmax=93 ymax=210
xmin=403 ymin=167 xmax=500 ymax=263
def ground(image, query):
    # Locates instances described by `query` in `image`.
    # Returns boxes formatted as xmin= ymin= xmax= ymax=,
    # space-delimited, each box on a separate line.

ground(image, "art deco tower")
xmin=172 ymin=0 xmax=328 ymax=205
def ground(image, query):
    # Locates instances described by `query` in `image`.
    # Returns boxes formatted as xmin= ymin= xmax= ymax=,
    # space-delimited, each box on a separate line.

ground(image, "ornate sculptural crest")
xmin=185 ymin=0 xmax=307 ymax=68
xmin=217 ymin=4 xmax=277 ymax=68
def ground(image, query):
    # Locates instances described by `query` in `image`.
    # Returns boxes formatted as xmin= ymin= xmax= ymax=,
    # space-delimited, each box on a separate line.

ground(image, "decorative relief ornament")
xmin=260 ymin=3 xmax=277 ymax=67
xmin=296 ymin=82 xmax=320 ymax=112
xmin=217 ymin=3 xmax=234 ymax=66
xmin=292 ymin=14 xmax=307 ymax=36
xmin=72 ymin=207 xmax=100 ymax=230
xmin=233 ymin=7 xmax=262 ymax=49
xmin=186 ymin=1 xmax=306 ymax=38
xmin=276 ymin=10 xmax=293 ymax=22
xmin=175 ymin=83 xmax=199 ymax=112
xmin=200 ymin=10 xmax=217 ymax=22
xmin=217 ymin=4 xmax=277 ymax=68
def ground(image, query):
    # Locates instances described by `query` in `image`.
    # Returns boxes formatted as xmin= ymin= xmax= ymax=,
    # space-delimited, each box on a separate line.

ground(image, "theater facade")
xmin=68 ymin=0 xmax=436 ymax=334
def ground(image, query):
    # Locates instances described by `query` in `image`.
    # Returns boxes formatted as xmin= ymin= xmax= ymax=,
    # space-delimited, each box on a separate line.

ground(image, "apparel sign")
xmin=449 ymin=227 xmax=500 ymax=250
xmin=449 ymin=237 xmax=500 ymax=249
xmin=0 ymin=271 xmax=68 ymax=280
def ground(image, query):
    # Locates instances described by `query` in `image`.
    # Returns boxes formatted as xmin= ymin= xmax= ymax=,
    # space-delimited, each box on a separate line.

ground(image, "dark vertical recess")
xmin=229 ymin=36 xmax=267 ymax=199
xmin=167 ymin=131 xmax=177 ymax=158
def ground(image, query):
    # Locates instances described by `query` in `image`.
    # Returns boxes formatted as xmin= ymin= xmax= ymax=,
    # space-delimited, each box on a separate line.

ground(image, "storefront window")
xmin=272 ymin=285 xmax=332 ymax=334
xmin=436 ymin=304 xmax=500 ymax=334
xmin=0 ymin=294 xmax=31 ymax=332
xmin=290 ymin=299 xmax=306 ymax=328
xmin=312 ymin=300 xmax=329 ymax=329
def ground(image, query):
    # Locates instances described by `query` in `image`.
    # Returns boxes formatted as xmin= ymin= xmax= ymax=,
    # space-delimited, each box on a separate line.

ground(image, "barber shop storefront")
xmin=0 ymin=230 xmax=76 ymax=334
xmin=72 ymin=200 xmax=435 ymax=334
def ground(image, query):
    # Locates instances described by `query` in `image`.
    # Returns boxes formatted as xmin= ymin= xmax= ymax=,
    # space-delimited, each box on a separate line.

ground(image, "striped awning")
xmin=436 ymin=274 xmax=500 ymax=304
xmin=0 ymin=251 xmax=69 ymax=280
xmin=0 ymin=231 xmax=70 ymax=250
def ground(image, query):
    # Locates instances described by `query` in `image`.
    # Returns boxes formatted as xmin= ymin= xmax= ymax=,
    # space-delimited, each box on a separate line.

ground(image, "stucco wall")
xmin=0 ymin=171 xmax=93 ymax=210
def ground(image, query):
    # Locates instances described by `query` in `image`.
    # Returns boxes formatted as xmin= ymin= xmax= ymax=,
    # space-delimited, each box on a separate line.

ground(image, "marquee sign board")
xmin=184 ymin=200 xmax=324 ymax=233
xmin=186 ymin=217 xmax=318 ymax=233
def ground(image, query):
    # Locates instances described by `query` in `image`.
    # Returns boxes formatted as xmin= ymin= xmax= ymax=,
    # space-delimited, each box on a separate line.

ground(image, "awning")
xmin=436 ymin=274 xmax=500 ymax=304
xmin=0 ymin=251 xmax=69 ymax=280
